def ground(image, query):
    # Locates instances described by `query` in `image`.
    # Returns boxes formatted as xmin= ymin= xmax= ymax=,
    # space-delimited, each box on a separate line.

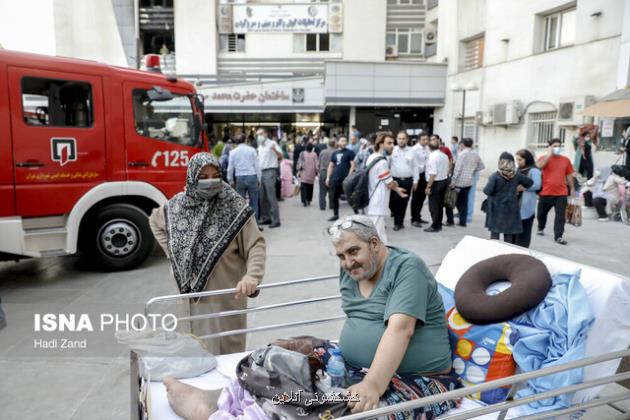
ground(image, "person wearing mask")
xmin=257 ymin=128 xmax=283 ymax=229
xmin=351 ymin=134 xmax=376 ymax=174
xmin=424 ymin=137 xmax=450 ymax=232
xmin=297 ymin=143 xmax=319 ymax=206
xmin=318 ymin=139 xmax=337 ymax=211
xmin=293 ymin=136 xmax=308 ymax=177
xmin=348 ymin=126 xmax=362 ymax=155
xmin=537 ymin=138 xmax=575 ymax=245
xmin=450 ymin=138 xmax=485 ymax=227
xmin=514 ymin=149 xmax=541 ymax=248
xmin=483 ymin=153 xmax=534 ymax=244
xmin=572 ymin=126 xmax=596 ymax=194
xmin=149 ymin=153 xmax=266 ymax=355
xmin=326 ymin=137 xmax=356 ymax=221
xmin=365 ymin=132 xmax=409 ymax=243
xmin=227 ymin=134 xmax=262 ymax=224
xmin=410 ymin=134 xmax=430 ymax=227
xmin=389 ymin=131 xmax=417 ymax=231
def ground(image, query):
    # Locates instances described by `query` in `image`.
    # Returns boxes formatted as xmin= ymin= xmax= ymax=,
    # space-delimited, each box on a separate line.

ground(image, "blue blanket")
xmin=509 ymin=270 xmax=595 ymax=414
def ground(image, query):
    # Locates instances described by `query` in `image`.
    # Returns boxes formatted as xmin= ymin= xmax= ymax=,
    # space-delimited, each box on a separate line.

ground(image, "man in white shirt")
xmin=228 ymin=134 xmax=262 ymax=222
xmin=257 ymin=128 xmax=283 ymax=228
xmin=424 ymin=136 xmax=450 ymax=232
xmin=389 ymin=131 xmax=418 ymax=231
xmin=365 ymin=132 xmax=408 ymax=244
xmin=410 ymin=134 xmax=431 ymax=227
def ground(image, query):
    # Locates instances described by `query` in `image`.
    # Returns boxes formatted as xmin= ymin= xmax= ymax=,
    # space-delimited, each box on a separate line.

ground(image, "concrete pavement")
xmin=0 ymin=184 xmax=629 ymax=419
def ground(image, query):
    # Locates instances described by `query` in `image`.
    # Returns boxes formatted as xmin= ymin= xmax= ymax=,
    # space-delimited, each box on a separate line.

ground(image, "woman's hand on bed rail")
xmin=235 ymin=275 xmax=259 ymax=299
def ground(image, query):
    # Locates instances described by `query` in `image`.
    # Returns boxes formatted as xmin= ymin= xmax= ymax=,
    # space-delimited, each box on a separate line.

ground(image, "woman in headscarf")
xmin=297 ymin=142 xmax=319 ymax=206
xmin=483 ymin=152 xmax=533 ymax=244
xmin=514 ymin=149 xmax=542 ymax=248
xmin=149 ymin=152 xmax=266 ymax=355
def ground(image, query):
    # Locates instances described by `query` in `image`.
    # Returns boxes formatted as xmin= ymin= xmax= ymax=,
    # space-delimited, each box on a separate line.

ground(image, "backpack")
xmin=342 ymin=155 xmax=385 ymax=211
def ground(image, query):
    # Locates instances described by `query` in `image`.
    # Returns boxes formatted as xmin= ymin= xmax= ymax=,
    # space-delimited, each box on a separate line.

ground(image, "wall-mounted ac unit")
xmin=328 ymin=3 xmax=344 ymax=33
xmin=386 ymin=46 xmax=398 ymax=57
xmin=557 ymin=95 xmax=596 ymax=126
xmin=492 ymin=101 xmax=521 ymax=125
xmin=424 ymin=30 xmax=437 ymax=45
xmin=475 ymin=110 xmax=493 ymax=126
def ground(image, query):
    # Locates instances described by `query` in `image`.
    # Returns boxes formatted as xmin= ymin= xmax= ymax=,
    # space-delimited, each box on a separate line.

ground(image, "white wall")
xmin=433 ymin=0 xmax=626 ymax=172
xmin=53 ymin=0 xmax=127 ymax=66
xmin=175 ymin=0 xmax=217 ymax=74
xmin=342 ymin=0 xmax=387 ymax=62
xmin=0 ymin=0 xmax=57 ymax=55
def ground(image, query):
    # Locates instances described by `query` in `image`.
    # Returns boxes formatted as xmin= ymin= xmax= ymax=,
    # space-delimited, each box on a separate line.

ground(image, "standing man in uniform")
xmin=257 ymin=128 xmax=283 ymax=229
xmin=389 ymin=131 xmax=418 ymax=231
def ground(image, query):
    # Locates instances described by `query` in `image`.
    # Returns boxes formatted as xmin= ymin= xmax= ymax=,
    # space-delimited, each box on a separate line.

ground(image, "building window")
xmin=219 ymin=34 xmax=245 ymax=52
xmin=528 ymin=111 xmax=567 ymax=149
xmin=305 ymin=33 xmax=330 ymax=52
xmin=543 ymin=7 xmax=576 ymax=51
xmin=386 ymin=28 xmax=422 ymax=56
xmin=21 ymin=77 xmax=93 ymax=127
xmin=461 ymin=35 xmax=484 ymax=71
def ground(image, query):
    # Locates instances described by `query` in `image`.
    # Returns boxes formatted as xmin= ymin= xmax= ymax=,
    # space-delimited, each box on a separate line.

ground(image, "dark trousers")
xmin=319 ymin=169 xmax=329 ymax=210
xmin=537 ymin=195 xmax=568 ymax=240
xmin=455 ymin=186 xmax=471 ymax=226
xmin=444 ymin=177 xmax=454 ymax=224
xmin=491 ymin=232 xmax=517 ymax=244
xmin=235 ymin=175 xmax=260 ymax=220
xmin=331 ymin=183 xmax=344 ymax=217
xmin=411 ymin=173 xmax=428 ymax=222
xmin=429 ymin=179 xmax=448 ymax=230
xmin=300 ymin=182 xmax=314 ymax=204
xmin=275 ymin=167 xmax=282 ymax=200
xmin=593 ymin=197 xmax=608 ymax=218
xmin=515 ymin=215 xmax=535 ymax=248
xmin=390 ymin=177 xmax=413 ymax=226
xmin=583 ymin=191 xmax=593 ymax=207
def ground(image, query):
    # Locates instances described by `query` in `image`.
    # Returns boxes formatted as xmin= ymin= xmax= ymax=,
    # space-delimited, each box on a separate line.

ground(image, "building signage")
xmin=233 ymin=4 xmax=329 ymax=33
xmin=206 ymin=89 xmax=293 ymax=105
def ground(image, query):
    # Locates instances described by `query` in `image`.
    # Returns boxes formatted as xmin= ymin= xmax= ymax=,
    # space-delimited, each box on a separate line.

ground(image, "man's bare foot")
xmin=163 ymin=376 xmax=221 ymax=420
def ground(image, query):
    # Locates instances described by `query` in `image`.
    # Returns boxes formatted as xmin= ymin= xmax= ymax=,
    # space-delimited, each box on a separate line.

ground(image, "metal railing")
xmin=143 ymin=274 xmax=630 ymax=419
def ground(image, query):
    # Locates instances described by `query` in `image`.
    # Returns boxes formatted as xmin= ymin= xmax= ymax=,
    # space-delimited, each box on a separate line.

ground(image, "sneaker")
xmin=269 ymin=223 xmax=281 ymax=229
xmin=445 ymin=222 xmax=454 ymax=227
xmin=536 ymin=230 xmax=544 ymax=236
xmin=411 ymin=221 xmax=423 ymax=228
xmin=598 ymin=217 xmax=609 ymax=222
xmin=424 ymin=227 xmax=441 ymax=233
xmin=555 ymin=237 xmax=568 ymax=245
xmin=259 ymin=219 xmax=272 ymax=225
xmin=393 ymin=225 xmax=404 ymax=231
xmin=327 ymin=216 xmax=339 ymax=222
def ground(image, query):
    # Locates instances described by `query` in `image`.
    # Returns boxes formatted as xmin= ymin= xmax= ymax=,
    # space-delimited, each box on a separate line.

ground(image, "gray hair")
xmin=328 ymin=215 xmax=381 ymax=243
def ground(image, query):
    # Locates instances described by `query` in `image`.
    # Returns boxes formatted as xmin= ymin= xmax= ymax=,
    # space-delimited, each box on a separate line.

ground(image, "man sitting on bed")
xmin=329 ymin=215 xmax=460 ymax=416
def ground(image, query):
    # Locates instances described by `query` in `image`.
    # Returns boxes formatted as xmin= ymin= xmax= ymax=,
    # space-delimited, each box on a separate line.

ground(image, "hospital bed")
xmin=133 ymin=236 xmax=630 ymax=419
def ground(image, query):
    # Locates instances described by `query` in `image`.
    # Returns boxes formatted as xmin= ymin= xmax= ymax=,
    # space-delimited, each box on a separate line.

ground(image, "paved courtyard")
xmin=1 ymin=184 xmax=629 ymax=419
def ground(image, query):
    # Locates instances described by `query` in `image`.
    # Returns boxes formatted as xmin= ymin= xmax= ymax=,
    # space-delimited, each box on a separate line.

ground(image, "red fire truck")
xmin=0 ymin=50 xmax=207 ymax=270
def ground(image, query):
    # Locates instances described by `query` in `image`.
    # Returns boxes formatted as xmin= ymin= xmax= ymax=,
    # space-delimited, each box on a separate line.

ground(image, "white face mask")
xmin=257 ymin=135 xmax=266 ymax=145
xmin=196 ymin=178 xmax=222 ymax=200
xmin=552 ymin=147 xmax=562 ymax=156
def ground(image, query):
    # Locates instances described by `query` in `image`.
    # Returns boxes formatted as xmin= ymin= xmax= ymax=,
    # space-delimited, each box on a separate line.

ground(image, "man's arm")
xmin=227 ymin=151 xmax=236 ymax=185
xmin=537 ymin=147 xmax=553 ymax=169
xmin=325 ymin=161 xmax=335 ymax=186
xmin=425 ymin=174 xmax=436 ymax=195
xmin=346 ymin=314 xmax=415 ymax=413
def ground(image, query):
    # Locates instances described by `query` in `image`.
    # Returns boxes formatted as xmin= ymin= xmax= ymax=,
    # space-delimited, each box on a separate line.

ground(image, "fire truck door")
xmin=123 ymin=82 xmax=205 ymax=199
xmin=8 ymin=68 xmax=107 ymax=217
xmin=0 ymin=62 xmax=14 ymax=216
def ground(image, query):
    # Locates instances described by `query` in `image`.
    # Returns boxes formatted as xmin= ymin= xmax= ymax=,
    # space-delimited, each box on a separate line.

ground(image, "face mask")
xmin=196 ymin=178 xmax=222 ymax=200
xmin=257 ymin=135 xmax=266 ymax=145
xmin=552 ymin=147 xmax=562 ymax=155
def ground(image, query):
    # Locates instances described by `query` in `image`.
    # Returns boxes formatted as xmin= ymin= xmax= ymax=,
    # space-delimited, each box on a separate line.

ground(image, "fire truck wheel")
xmin=84 ymin=204 xmax=154 ymax=271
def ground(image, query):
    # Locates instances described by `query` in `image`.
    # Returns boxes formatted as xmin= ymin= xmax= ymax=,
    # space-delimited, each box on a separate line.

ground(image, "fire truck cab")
xmin=0 ymin=50 xmax=207 ymax=270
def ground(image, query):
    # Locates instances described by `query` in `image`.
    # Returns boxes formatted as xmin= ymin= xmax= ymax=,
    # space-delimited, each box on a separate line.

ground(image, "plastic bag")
xmin=116 ymin=329 xmax=217 ymax=381
xmin=565 ymin=198 xmax=582 ymax=227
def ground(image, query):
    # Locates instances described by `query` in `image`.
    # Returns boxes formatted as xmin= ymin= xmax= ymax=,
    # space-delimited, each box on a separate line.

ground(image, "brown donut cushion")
xmin=454 ymin=254 xmax=552 ymax=325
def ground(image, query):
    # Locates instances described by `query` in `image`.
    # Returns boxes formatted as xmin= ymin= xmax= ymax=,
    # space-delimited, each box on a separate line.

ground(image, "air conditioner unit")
xmin=424 ymin=30 xmax=437 ymax=45
xmin=557 ymin=95 xmax=596 ymax=126
xmin=492 ymin=101 xmax=521 ymax=125
xmin=475 ymin=110 xmax=493 ymax=126
xmin=386 ymin=46 xmax=398 ymax=57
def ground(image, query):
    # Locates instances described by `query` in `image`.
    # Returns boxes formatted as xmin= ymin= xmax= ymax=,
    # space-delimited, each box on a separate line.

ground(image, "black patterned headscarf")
xmin=164 ymin=152 xmax=254 ymax=293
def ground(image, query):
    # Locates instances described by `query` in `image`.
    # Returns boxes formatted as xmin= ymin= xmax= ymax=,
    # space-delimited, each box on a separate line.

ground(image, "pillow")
xmin=438 ymin=284 xmax=517 ymax=404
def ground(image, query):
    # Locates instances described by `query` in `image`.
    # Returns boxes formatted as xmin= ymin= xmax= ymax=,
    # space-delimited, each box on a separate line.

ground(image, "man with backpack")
xmin=364 ymin=132 xmax=408 ymax=243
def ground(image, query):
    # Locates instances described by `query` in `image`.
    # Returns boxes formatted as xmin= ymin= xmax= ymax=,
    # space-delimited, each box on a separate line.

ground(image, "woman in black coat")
xmin=483 ymin=152 xmax=534 ymax=244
